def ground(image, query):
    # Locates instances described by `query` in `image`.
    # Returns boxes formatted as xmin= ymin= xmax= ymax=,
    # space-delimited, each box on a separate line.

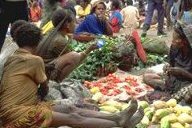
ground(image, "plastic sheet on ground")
xmin=114 ymin=70 xmax=154 ymax=99
xmin=85 ymin=70 xmax=154 ymax=102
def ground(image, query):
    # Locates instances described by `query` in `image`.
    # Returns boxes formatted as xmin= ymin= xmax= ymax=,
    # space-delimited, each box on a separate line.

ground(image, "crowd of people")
xmin=0 ymin=0 xmax=192 ymax=127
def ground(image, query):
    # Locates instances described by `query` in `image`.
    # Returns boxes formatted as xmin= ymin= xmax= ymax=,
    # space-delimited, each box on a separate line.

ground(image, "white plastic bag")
xmin=0 ymin=42 xmax=18 ymax=80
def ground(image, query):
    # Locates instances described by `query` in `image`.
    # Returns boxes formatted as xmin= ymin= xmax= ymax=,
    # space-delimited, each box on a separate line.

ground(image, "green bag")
xmin=142 ymin=37 xmax=169 ymax=55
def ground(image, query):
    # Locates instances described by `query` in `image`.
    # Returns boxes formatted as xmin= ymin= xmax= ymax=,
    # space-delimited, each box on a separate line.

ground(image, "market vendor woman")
xmin=143 ymin=21 xmax=192 ymax=103
xmin=38 ymin=9 xmax=98 ymax=83
xmin=75 ymin=1 xmax=113 ymax=36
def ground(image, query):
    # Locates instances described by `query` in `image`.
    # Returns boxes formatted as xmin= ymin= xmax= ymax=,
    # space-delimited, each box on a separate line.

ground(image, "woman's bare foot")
xmin=126 ymin=107 xmax=144 ymax=128
xmin=117 ymin=99 xmax=138 ymax=127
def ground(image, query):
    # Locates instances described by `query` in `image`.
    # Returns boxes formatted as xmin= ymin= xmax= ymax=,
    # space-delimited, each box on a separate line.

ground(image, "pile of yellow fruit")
xmin=95 ymin=98 xmax=192 ymax=128
xmin=99 ymin=100 xmax=130 ymax=114
xmin=138 ymin=99 xmax=192 ymax=128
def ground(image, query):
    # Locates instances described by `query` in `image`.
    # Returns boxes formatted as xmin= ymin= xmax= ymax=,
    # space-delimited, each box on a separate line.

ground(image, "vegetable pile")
xmin=69 ymin=35 xmax=136 ymax=81
xmin=69 ymin=35 xmax=168 ymax=81
xmin=84 ymin=73 xmax=153 ymax=103
xmin=137 ymin=99 xmax=192 ymax=128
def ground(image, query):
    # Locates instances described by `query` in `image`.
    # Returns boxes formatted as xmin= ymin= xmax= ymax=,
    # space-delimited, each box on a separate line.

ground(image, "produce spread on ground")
xmin=68 ymin=35 xmax=192 ymax=128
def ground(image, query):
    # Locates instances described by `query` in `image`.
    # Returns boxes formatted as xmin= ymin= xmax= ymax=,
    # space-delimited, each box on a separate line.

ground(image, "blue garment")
xmin=170 ymin=0 xmax=181 ymax=24
xmin=109 ymin=10 xmax=123 ymax=26
xmin=182 ymin=11 xmax=192 ymax=25
xmin=144 ymin=0 xmax=165 ymax=31
xmin=75 ymin=14 xmax=106 ymax=35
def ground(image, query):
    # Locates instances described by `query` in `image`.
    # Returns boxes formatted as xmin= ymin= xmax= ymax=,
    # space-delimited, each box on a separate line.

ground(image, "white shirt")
xmin=121 ymin=6 xmax=140 ymax=29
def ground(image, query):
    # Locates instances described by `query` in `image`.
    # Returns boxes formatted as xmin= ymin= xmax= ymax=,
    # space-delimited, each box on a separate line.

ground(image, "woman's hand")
xmin=86 ymin=43 xmax=98 ymax=53
xmin=97 ymin=13 xmax=107 ymax=22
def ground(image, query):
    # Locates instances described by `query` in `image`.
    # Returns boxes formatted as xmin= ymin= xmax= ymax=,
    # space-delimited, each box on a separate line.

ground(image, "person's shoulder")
xmin=28 ymin=54 xmax=43 ymax=61
xmin=85 ymin=14 xmax=95 ymax=19
xmin=53 ymin=32 xmax=67 ymax=43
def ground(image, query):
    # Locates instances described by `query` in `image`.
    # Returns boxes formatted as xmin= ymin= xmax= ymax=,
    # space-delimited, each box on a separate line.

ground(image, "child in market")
xmin=0 ymin=20 xmax=144 ymax=128
xmin=109 ymin=0 xmax=123 ymax=33
xmin=120 ymin=0 xmax=140 ymax=32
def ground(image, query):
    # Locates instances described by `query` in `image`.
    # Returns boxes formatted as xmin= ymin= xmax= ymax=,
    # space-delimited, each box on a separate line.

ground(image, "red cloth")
xmin=30 ymin=6 xmax=41 ymax=22
xmin=132 ymin=30 xmax=147 ymax=63
xmin=110 ymin=17 xmax=121 ymax=33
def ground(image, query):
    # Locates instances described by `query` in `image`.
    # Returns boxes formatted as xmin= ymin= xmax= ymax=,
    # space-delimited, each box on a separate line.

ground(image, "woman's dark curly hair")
xmin=52 ymin=9 xmax=75 ymax=29
xmin=10 ymin=20 xmax=28 ymax=40
xmin=90 ymin=1 xmax=106 ymax=14
xmin=14 ymin=23 xmax=42 ymax=48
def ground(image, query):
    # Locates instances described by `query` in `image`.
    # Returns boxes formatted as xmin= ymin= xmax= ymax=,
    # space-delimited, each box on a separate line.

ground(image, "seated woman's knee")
xmin=67 ymin=51 xmax=81 ymax=65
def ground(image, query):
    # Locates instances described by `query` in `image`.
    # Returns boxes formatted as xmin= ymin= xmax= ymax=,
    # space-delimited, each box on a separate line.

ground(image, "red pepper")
xmin=114 ymin=89 xmax=121 ymax=94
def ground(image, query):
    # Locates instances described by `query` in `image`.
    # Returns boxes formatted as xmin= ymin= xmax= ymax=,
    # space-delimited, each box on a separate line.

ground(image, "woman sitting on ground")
xmin=75 ymin=1 xmax=113 ymax=36
xmin=38 ymin=9 xmax=99 ymax=83
xmin=143 ymin=21 xmax=192 ymax=103
xmin=0 ymin=22 xmax=143 ymax=128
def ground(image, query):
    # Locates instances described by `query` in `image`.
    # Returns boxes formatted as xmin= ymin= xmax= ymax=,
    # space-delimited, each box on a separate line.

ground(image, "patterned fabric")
xmin=4 ymin=102 xmax=52 ymax=128
xmin=172 ymin=84 xmax=192 ymax=101
xmin=0 ymin=49 xmax=52 ymax=127
xmin=181 ymin=23 xmax=192 ymax=48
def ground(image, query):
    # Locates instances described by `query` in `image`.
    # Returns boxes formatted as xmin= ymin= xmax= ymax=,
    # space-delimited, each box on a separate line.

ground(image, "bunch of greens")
xmin=135 ymin=53 xmax=168 ymax=70
xmin=69 ymin=35 xmax=133 ymax=81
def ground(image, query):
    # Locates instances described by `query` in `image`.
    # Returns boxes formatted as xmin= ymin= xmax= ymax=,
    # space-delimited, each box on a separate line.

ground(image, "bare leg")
xmin=50 ymin=112 xmax=118 ymax=128
xmin=143 ymin=72 xmax=165 ymax=90
xmin=55 ymin=52 xmax=81 ymax=81
xmin=52 ymin=99 xmax=139 ymax=127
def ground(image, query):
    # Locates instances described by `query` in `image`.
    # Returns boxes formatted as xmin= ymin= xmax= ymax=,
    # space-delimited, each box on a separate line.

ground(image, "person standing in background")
xmin=0 ymin=0 xmax=28 ymax=52
xmin=165 ymin=0 xmax=174 ymax=30
xmin=170 ymin=0 xmax=181 ymax=24
xmin=120 ymin=0 xmax=140 ymax=30
xmin=179 ymin=0 xmax=192 ymax=24
xmin=141 ymin=0 xmax=166 ymax=37
xmin=109 ymin=0 xmax=123 ymax=33
xmin=40 ymin=0 xmax=62 ymax=28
